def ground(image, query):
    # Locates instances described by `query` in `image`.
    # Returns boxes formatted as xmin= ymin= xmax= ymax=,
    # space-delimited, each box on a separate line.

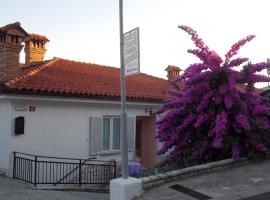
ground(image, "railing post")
xmin=34 ymin=156 xmax=37 ymax=187
xmin=13 ymin=152 xmax=16 ymax=178
xmin=114 ymin=162 xmax=117 ymax=179
xmin=78 ymin=159 xmax=82 ymax=187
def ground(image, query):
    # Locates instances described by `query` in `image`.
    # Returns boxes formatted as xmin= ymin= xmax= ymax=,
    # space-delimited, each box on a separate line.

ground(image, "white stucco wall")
xmin=0 ymin=99 xmax=12 ymax=173
xmin=1 ymin=95 xmax=161 ymax=173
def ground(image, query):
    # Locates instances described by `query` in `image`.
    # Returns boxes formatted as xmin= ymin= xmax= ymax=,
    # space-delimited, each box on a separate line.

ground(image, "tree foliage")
xmin=157 ymin=26 xmax=270 ymax=162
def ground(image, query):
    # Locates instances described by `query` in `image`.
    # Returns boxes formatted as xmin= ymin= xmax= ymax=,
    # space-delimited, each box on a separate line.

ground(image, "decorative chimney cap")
xmin=0 ymin=21 xmax=28 ymax=37
xmin=165 ymin=65 xmax=182 ymax=72
xmin=25 ymin=33 xmax=49 ymax=42
xmin=165 ymin=65 xmax=182 ymax=80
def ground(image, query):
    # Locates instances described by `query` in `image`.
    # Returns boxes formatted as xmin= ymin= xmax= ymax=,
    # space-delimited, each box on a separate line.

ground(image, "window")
xmin=102 ymin=116 xmax=120 ymax=151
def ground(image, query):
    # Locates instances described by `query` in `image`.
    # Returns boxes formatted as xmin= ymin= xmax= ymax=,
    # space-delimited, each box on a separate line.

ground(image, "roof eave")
xmin=1 ymin=88 xmax=165 ymax=103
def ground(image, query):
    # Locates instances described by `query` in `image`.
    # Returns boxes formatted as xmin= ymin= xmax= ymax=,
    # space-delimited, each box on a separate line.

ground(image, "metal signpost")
xmin=119 ymin=0 xmax=140 ymax=179
xmin=119 ymin=0 xmax=128 ymax=179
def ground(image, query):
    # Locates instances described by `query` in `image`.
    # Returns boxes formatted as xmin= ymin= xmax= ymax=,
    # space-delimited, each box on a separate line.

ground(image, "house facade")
xmin=0 ymin=22 xmax=180 ymax=176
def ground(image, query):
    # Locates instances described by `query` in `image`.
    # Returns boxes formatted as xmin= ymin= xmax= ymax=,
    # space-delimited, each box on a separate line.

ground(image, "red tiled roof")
xmin=3 ymin=58 xmax=170 ymax=102
xmin=27 ymin=33 xmax=49 ymax=42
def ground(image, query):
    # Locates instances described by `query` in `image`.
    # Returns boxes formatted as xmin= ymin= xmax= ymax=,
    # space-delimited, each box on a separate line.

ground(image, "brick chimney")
xmin=165 ymin=65 xmax=181 ymax=80
xmin=0 ymin=22 xmax=28 ymax=81
xmin=24 ymin=33 xmax=49 ymax=67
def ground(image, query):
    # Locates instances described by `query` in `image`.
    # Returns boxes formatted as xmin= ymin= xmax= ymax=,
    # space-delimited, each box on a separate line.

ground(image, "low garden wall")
xmin=141 ymin=157 xmax=252 ymax=190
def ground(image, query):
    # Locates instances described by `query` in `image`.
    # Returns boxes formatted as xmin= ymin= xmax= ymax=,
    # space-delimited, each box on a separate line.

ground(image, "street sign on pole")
xmin=124 ymin=28 xmax=140 ymax=76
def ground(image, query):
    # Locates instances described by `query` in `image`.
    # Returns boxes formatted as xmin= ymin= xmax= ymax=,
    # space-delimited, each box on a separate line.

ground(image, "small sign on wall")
xmin=29 ymin=106 xmax=36 ymax=112
xmin=15 ymin=105 xmax=37 ymax=112
xmin=15 ymin=106 xmax=28 ymax=111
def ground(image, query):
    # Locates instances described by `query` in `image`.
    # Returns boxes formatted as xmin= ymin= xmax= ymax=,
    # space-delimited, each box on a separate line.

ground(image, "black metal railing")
xmin=13 ymin=152 xmax=116 ymax=187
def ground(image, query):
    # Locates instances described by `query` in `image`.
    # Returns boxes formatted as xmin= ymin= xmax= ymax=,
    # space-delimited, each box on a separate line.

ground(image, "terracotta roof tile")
xmin=3 ymin=58 xmax=170 ymax=102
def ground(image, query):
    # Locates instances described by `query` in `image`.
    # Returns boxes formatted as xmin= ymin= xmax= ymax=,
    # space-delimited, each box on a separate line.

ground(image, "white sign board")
xmin=124 ymin=28 xmax=140 ymax=76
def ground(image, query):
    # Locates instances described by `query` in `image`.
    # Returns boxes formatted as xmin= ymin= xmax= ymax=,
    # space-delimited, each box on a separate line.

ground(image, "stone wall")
xmin=141 ymin=157 xmax=251 ymax=190
xmin=24 ymin=41 xmax=46 ymax=66
xmin=0 ymin=42 xmax=23 ymax=81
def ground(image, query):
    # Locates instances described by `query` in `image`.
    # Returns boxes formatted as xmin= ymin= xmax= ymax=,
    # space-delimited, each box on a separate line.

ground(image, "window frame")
xmin=102 ymin=115 xmax=120 ymax=152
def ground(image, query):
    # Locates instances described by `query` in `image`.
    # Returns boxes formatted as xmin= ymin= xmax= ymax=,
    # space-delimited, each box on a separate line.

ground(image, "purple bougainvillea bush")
xmin=156 ymin=26 xmax=270 ymax=163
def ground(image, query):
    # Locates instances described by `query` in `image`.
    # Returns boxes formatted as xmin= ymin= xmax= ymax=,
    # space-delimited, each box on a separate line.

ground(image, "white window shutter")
xmin=127 ymin=117 xmax=135 ymax=150
xmin=90 ymin=117 xmax=102 ymax=155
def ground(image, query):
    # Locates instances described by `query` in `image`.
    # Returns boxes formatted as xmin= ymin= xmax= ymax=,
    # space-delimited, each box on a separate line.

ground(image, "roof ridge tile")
xmin=56 ymin=57 xmax=121 ymax=70
xmin=5 ymin=58 xmax=59 ymax=87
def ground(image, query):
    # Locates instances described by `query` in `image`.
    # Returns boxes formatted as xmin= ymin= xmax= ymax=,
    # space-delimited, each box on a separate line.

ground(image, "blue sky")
xmin=1 ymin=0 xmax=270 ymax=84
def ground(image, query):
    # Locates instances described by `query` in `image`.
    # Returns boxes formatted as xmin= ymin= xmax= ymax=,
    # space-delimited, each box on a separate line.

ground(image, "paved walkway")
xmin=0 ymin=176 xmax=109 ymax=200
xmin=138 ymin=159 xmax=270 ymax=200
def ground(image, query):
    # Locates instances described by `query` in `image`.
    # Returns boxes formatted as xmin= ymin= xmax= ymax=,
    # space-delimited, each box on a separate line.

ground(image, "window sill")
xmin=98 ymin=149 xmax=134 ymax=156
xmin=98 ymin=150 xmax=121 ymax=156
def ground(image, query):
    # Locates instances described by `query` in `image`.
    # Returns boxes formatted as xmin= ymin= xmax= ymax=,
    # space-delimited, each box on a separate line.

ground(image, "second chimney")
xmin=165 ymin=65 xmax=181 ymax=80
xmin=24 ymin=34 xmax=49 ymax=67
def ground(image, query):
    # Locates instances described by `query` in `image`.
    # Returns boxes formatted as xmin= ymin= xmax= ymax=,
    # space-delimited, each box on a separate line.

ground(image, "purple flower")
xmin=194 ymin=113 xmax=209 ymax=128
xmin=256 ymin=144 xmax=267 ymax=152
xmin=259 ymin=117 xmax=270 ymax=129
xmin=251 ymin=74 xmax=270 ymax=83
xmin=232 ymin=144 xmax=240 ymax=160
xmin=214 ymin=95 xmax=222 ymax=104
xmin=224 ymin=96 xmax=233 ymax=109
xmin=181 ymin=63 xmax=208 ymax=80
xmin=250 ymin=62 xmax=270 ymax=73
xmin=252 ymin=105 xmax=269 ymax=116
xmin=225 ymin=35 xmax=255 ymax=61
xmin=197 ymin=91 xmax=213 ymax=112
xmin=225 ymin=57 xmax=249 ymax=68
xmin=156 ymin=25 xmax=270 ymax=163
xmin=187 ymin=49 xmax=209 ymax=63
xmin=219 ymin=84 xmax=228 ymax=95
xmin=178 ymin=25 xmax=209 ymax=51
xmin=212 ymin=136 xmax=223 ymax=148
xmin=177 ymin=113 xmax=196 ymax=131
xmin=249 ymin=138 xmax=267 ymax=152
xmin=235 ymin=113 xmax=250 ymax=131
xmin=214 ymin=111 xmax=228 ymax=135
